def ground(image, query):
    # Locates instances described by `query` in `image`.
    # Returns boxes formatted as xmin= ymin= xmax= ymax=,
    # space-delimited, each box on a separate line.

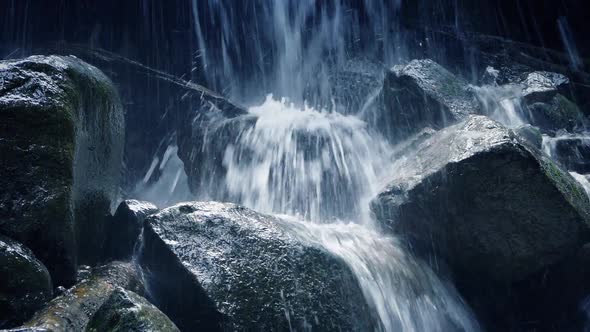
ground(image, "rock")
xmin=12 ymin=262 xmax=143 ymax=332
xmin=514 ymin=124 xmax=543 ymax=150
xmin=0 ymin=236 xmax=52 ymax=328
xmin=521 ymin=71 xmax=569 ymax=104
xmin=140 ymin=201 xmax=374 ymax=331
xmin=526 ymin=94 xmax=586 ymax=133
xmin=176 ymin=85 xmax=251 ymax=198
xmin=371 ymin=115 xmax=590 ymax=283
xmin=86 ymin=288 xmax=179 ymax=332
xmin=481 ymin=66 xmax=500 ymax=86
xmin=104 ymin=200 xmax=158 ymax=261
xmin=543 ymin=134 xmax=590 ymax=174
xmin=329 ymin=58 xmax=384 ymax=113
xmin=381 ymin=59 xmax=480 ymax=140
xmin=0 ymin=55 xmax=125 ymax=285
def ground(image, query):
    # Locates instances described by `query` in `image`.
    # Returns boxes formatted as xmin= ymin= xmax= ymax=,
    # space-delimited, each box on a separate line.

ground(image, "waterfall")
xmin=127 ymin=1 xmax=484 ymax=330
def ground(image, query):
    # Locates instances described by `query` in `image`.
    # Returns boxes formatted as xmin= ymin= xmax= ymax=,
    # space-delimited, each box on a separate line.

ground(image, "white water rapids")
xmin=138 ymin=95 xmax=481 ymax=331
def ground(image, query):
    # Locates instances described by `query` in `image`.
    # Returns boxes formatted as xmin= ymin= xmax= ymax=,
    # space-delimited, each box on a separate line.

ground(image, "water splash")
xmin=473 ymin=84 xmax=526 ymax=128
xmin=221 ymin=95 xmax=391 ymax=222
xmin=279 ymin=219 xmax=481 ymax=332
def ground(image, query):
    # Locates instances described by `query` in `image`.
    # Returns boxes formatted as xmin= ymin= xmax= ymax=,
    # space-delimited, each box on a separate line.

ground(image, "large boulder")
xmin=0 ymin=236 xmax=52 ymax=328
xmin=526 ymin=94 xmax=586 ymax=133
xmin=104 ymin=200 xmax=158 ymax=261
xmin=378 ymin=59 xmax=480 ymax=140
xmin=0 ymin=55 xmax=124 ymax=285
xmin=140 ymin=201 xmax=374 ymax=331
xmin=86 ymin=288 xmax=179 ymax=332
xmin=371 ymin=115 xmax=590 ymax=283
xmin=10 ymin=262 xmax=143 ymax=332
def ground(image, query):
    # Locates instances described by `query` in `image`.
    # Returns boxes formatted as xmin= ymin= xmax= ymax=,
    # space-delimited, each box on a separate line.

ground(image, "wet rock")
xmin=521 ymin=71 xmax=569 ymax=103
xmin=176 ymin=86 xmax=251 ymax=198
xmin=544 ymin=135 xmax=590 ymax=174
xmin=521 ymin=71 xmax=569 ymax=104
xmin=86 ymin=288 xmax=179 ymax=332
xmin=0 ymin=236 xmax=52 ymax=328
xmin=481 ymin=66 xmax=500 ymax=86
xmin=140 ymin=201 xmax=374 ymax=332
xmin=329 ymin=58 xmax=384 ymax=113
xmin=0 ymin=55 xmax=124 ymax=285
xmin=104 ymin=200 xmax=158 ymax=261
xmin=381 ymin=59 xmax=480 ymax=140
xmin=514 ymin=124 xmax=543 ymax=150
xmin=12 ymin=262 xmax=143 ymax=332
xmin=526 ymin=94 xmax=586 ymax=133
xmin=371 ymin=115 xmax=590 ymax=283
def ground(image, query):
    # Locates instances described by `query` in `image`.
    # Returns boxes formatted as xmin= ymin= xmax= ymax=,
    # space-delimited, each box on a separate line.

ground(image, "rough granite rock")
xmin=520 ymin=71 xmax=570 ymax=104
xmin=7 ymin=262 xmax=143 ymax=332
xmin=104 ymin=200 xmax=158 ymax=261
xmin=86 ymin=288 xmax=179 ymax=332
xmin=371 ymin=115 xmax=590 ymax=283
xmin=0 ymin=55 xmax=125 ymax=285
xmin=0 ymin=236 xmax=53 ymax=329
xmin=140 ymin=201 xmax=374 ymax=332
xmin=380 ymin=59 xmax=480 ymax=140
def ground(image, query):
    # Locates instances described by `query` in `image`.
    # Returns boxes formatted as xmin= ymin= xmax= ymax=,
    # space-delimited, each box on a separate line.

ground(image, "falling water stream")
xmin=140 ymin=1 xmax=486 ymax=331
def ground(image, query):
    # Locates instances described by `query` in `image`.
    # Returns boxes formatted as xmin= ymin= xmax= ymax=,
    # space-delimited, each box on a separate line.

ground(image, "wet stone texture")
xmin=103 ymin=200 xmax=158 ymax=261
xmin=371 ymin=115 xmax=590 ymax=283
xmin=0 ymin=235 xmax=53 ymax=329
xmin=8 ymin=262 xmax=144 ymax=332
xmin=140 ymin=201 xmax=374 ymax=332
xmin=0 ymin=55 xmax=125 ymax=286
xmin=87 ymin=288 xmax=179 ymax=332
xmin=379 ymin=59 xmax=480 ymax=140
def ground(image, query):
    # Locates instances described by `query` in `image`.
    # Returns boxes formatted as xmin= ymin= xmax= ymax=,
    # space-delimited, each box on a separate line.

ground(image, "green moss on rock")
xmin=86 ymin=288 xmax=179 ymax=332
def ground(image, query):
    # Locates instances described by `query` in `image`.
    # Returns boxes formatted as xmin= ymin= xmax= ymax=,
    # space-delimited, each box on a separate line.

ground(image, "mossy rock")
xmin=371 ymin=115 xmax=590 ymax=283
xmin=11 ymin=262 xmax=143 ymax=332
xmin=86 ymin=288 xmax=179 ymax=332
xmin=0 ymin=235 xmax=53 ymax=328
xmin=526 ymin=94 xmax=586 ymax=133
xmin=0 ymin=55 xmax=124 ymax=286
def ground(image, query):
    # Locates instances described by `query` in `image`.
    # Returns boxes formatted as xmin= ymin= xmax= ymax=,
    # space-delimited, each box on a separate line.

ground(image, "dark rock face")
xmin=380 ymin=59 xmax=480 ymax=140
xmin=176 ymin=94 xmax=251 ymax=197
xmin=526 ymin=94 xmax=586 ymax=133
xmin=104 ymin=200 xmax=158 ymax=261
xmin=544 ymin=135 xmax=590 ymax=174
xmin=513 ymin=124 xmax=543 ymax=150
xmin=0 ymin=236 xmax=52 ymax=328
xmin=140 ymin=201 xmax=374 ymax=332
xmin=87 ymin=288 xmax=179 ymax=332
xmin=11 ymin=262 xmax=143 ymax=332
xmin=0 ymin=55 xmax=124 ymax=285
xmin=371 ymin=115 xmax=590 ymax=283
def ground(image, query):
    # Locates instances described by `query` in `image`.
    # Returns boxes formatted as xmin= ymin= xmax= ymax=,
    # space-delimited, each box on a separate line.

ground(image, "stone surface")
xmin=104 ymin=200 xmax=158 ymax=261
xmin=0 ymin=55 xmax=125 ymax=285
xmin=380 ymin=59 xmax=480 ymax=140
xmin=526 ymin=94 xmax=586 ymax=133
xmin=521 ymin=71 xmax=569 ymax=103
xmin=140 ymin=201 xmax=373 ymax=332
xmin=544 ymin=135 xmax=590 ymax=174
xmin=371 ymin=115 xmax=590 ymax=283
xmin=12 ymin=262 xmax=143 ymax=332
xmin=86 ymin=288 xmax=179 ymax=332
xmin=0 ymin=236 xmax=52 ymax=328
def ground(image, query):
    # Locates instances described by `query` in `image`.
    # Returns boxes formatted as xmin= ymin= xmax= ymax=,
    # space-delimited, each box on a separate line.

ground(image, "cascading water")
xmin=144 ymin=1 xmax=481 ymax=330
